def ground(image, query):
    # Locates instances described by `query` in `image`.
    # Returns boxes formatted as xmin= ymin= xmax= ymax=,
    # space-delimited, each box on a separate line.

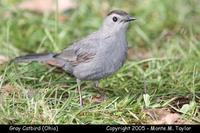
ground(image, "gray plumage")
xmin=14 ymin=10 xmax=136 ymax=106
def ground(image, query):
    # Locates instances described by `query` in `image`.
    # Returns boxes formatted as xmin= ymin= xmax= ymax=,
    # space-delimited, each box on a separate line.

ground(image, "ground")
xmin=0 ymin=0 xmax=200 ymax=124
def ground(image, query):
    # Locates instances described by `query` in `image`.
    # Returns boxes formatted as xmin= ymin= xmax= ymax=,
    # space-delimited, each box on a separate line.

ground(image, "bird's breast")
xmin=100 ymin=36 xmax=128 ymax=74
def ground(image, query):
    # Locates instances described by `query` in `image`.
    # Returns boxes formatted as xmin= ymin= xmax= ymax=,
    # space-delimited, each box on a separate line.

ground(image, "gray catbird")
xmin=14 ymin=10 xmax=136 ymax=106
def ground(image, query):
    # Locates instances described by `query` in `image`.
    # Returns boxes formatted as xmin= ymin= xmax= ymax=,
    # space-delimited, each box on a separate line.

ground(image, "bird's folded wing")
xmin=54 ymin=41 xmax=97 ymax=66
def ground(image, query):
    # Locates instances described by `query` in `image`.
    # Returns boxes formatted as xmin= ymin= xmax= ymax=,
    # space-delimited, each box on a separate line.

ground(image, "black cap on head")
xmin=107 ymin=10 xmax=128 ymax=16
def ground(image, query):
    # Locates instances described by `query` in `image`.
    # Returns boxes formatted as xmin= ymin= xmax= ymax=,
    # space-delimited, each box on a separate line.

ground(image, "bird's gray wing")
xmin=54 ymin=38 xmax=97 ymax=67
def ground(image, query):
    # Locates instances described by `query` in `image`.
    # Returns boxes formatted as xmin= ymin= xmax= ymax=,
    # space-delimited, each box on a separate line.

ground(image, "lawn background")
xmin=0 ymin=0 xmax=200 ymax=124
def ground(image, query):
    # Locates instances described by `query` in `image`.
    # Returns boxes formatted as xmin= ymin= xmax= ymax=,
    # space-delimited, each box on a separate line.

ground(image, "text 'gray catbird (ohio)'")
xmin=14 ymin=10 xmax=136 ymax=106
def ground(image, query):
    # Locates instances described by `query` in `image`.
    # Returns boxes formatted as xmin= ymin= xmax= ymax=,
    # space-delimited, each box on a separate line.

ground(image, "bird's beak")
xmin=125 ymin=16 xmax=136 ymax=22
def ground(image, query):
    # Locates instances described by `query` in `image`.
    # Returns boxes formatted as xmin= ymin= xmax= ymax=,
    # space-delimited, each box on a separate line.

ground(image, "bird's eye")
xmin=112 ymin=16 xmax=118 ymax=22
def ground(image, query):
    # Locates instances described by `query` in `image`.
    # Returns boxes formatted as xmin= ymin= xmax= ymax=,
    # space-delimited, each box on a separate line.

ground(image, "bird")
xmin=14 ymin=10 xmax=136 ymax=106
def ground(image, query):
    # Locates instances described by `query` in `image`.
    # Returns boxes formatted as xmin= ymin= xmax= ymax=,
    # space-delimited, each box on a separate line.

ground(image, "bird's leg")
xmin=94 ymin=81 xmax=102 ymax=94
xmin=93 ymin=81 xmax=106 ymax=101
xmin=76 ymin=79 xmax=83 ymax=107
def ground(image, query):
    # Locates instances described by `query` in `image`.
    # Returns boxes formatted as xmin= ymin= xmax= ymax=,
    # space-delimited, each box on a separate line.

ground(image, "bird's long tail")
xmin=14 ymin=53 xmax=55 ymax=62
xmin=13 ymin=53 xmax=73 ymax=73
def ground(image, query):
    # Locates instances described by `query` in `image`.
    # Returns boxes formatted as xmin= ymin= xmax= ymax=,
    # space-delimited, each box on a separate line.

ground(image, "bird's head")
xmin=102 ymin=10 xmax=136 ymax=34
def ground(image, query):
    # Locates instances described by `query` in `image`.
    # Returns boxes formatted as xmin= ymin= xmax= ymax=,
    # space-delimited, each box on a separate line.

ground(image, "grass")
xmin=0 ymin=0 xmax=200 ymax=124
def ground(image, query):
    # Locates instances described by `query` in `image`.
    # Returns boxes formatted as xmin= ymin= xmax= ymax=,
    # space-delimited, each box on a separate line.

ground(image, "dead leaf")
xmin=127 ymin=48 xmax=152 ymax=60
xmin=58 ymin=15 xmax=69 ymax=22
xmin=0 ymin=55 xmax=10 ymax=65
xmin=195 ymin=34 xmax=200 ymax=40
xmin=3 ymin=11 xmax=12 ymax=19
xmin=144 ymin=108 xmax=190 ymax=124
xmin=17 ymin=0 xmax=77 ymax=13
xmin=1 ymin=84 xmax=20 ymax=96
xmin=90 ymin=94 xmax=106 ymax=103
xmin=169 ymin=96 xmax=191 ymax=112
